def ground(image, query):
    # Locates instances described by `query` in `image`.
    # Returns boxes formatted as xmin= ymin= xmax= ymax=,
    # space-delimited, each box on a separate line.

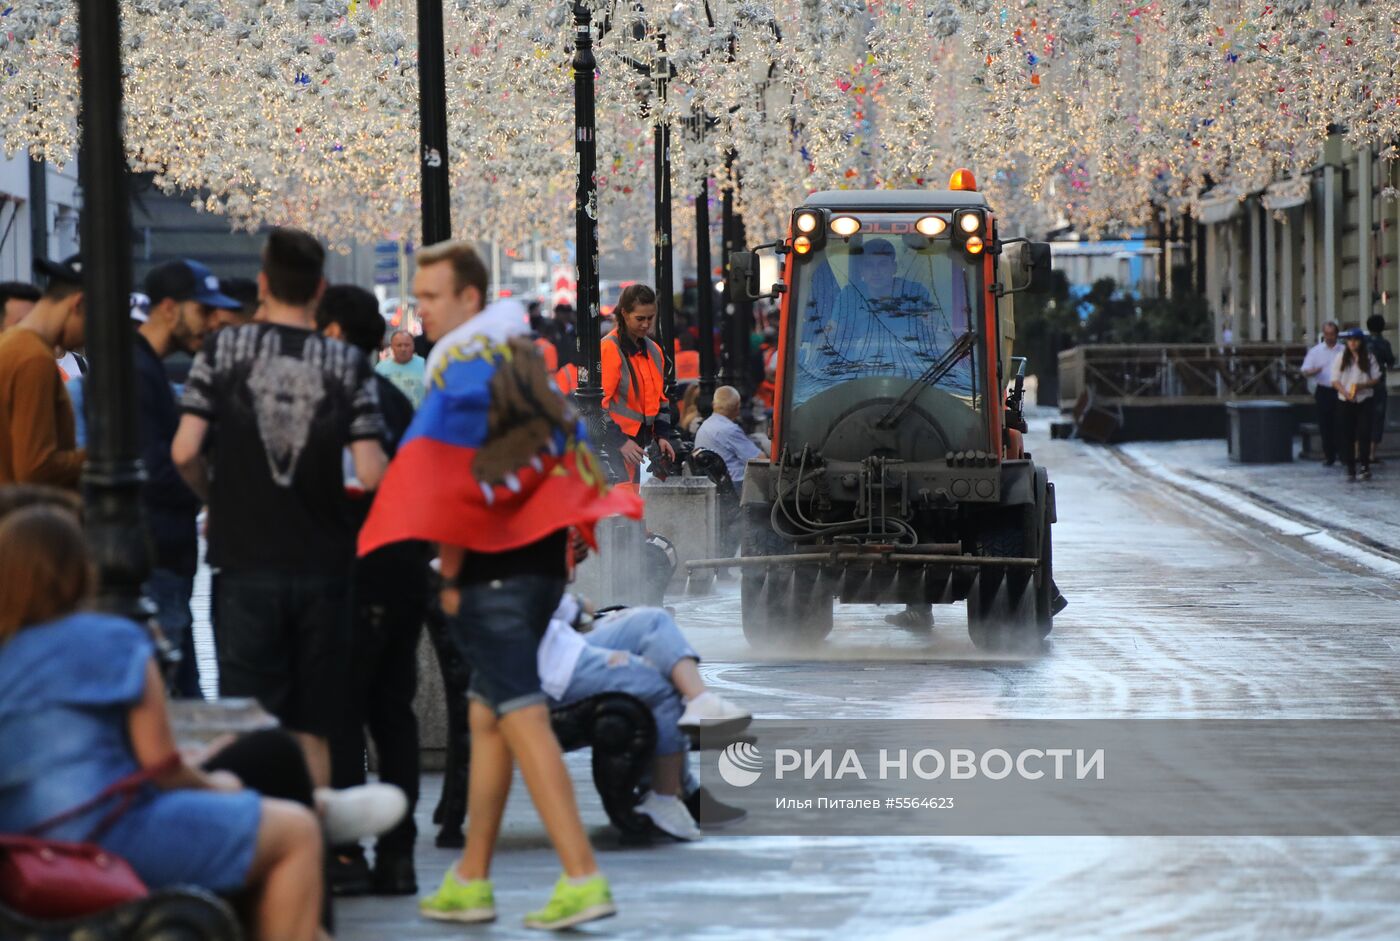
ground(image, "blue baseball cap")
xmin=143 ymin=259 xmax=242 ymax=310
xmin=1339 ymin=327 xmax=1366 ymax=339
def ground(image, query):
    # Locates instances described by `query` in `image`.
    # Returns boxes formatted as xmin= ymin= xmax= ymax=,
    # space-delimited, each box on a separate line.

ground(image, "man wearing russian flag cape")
xmin=359 ymin=241 xmax=638 ymax=930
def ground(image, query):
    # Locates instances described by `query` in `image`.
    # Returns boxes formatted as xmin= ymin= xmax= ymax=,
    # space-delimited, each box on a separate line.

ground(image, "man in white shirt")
xmin=694 ymin=385 xmax=767 ymax=485
xmin=1301 ymin=321 xmax=1342 ymax=465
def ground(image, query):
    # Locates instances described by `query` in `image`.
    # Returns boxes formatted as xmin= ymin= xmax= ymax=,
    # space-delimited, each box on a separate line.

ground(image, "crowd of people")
xmin=0 ymin=230 xmax=756 ymax=938
xmin=1301 ymin=316 xmax=1395 ymax=480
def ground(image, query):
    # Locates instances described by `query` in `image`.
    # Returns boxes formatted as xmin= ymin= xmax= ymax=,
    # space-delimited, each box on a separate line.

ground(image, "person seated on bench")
xmin=0 ymin=485 xmax=408 ymax=856
xmin=0 ymin=502 xmax=332 ymax=941
xmin=538 ymin=597 xmax=751 ymax=841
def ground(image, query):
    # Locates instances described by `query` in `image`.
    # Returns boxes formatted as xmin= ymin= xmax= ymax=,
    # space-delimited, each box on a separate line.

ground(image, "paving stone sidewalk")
xmin=1116 ymin=436 xmax=1400 ymax=558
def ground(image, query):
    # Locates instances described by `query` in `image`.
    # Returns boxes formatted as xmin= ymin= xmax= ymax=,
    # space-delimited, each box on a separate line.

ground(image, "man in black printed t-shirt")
xmin=172 ymin=228 xmax=388 ymax=788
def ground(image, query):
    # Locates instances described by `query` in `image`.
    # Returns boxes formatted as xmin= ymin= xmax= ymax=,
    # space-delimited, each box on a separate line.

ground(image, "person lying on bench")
xmin=538 ymin=597 xmax=751 ymax=841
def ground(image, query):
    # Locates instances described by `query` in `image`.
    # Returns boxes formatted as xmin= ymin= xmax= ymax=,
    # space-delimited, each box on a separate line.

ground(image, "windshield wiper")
xmin=875 ymin=330 xmax=976 ymax=429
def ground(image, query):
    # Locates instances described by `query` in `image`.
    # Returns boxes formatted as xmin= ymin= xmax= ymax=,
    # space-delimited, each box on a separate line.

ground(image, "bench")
xmin=424 ymin=607 xmax=660 ymax=846
xmin=0 ymin=887 xmax=240 ymax=941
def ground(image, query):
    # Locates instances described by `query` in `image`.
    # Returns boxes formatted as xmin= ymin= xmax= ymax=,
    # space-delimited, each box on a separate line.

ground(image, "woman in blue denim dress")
xmin=0 ymin=503 xmax=325 ymax=941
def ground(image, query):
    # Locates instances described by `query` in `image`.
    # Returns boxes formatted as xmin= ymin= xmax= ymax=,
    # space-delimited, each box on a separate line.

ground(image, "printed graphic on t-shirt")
xmin=248 ymin=353 xmax=330 ymax=486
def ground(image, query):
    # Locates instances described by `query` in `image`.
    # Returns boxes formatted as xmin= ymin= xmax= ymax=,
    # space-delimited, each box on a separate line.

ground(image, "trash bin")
xmin=1226 ymin=400 xmax=1295 ymax=463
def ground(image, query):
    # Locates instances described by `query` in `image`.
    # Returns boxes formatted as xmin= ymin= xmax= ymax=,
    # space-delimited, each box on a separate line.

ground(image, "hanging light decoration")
xmin=2 ymin=0 xmax=1399 ymax=245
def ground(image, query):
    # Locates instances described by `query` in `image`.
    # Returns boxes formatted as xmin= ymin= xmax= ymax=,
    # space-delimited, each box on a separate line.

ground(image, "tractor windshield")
xmin=788 ymin=217 xmax=981 ymax=409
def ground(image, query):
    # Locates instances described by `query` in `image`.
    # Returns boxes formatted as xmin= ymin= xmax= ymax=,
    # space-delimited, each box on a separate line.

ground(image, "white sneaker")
xmin=315 ymin=784 xmax=408 ymax=845
xmin=677 ymin=691 xmax=752 ymax=735
xmin=635 ymin=792 xmax=702 ymax=842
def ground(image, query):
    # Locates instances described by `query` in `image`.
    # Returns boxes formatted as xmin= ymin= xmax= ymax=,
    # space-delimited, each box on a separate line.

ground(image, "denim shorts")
xmin=449 ymin=575 xmax=566 ymax=716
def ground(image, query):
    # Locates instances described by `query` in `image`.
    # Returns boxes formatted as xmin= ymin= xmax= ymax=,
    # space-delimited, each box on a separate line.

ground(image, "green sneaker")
xmin=523 ymin=873 xmax=617 ymax=931
xmin=419 ymin=868 xmax=496 ymax=923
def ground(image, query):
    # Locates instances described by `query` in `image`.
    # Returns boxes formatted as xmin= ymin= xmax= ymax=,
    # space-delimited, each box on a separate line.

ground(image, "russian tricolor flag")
xmin=358 ymin=331 xmax=640 ymax=557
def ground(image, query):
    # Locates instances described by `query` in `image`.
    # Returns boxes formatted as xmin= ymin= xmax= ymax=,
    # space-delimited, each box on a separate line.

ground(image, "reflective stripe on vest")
xmin=602 ymin=332 xmax=667 ymax=428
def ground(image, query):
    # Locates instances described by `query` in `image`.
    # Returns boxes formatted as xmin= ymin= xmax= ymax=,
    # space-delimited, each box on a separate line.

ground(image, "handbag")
xmin=0 ymin=754 xmax=178 ymax=920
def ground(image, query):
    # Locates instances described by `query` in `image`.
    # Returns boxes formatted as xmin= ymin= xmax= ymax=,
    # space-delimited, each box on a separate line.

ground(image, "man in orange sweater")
xmin=0 ymin=255 xmax=86 ymax=489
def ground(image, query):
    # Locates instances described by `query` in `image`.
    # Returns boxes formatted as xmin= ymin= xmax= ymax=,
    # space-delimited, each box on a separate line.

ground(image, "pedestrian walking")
xmin=1332 ymin=328 xmax=1382 ymax=481
xmin=0 ymin=281 xmax=39 ymax=331
xmin=1302 ymin=321 xmax=1343 ymax=465
xmin=530 ymin=308 xmax=561 ymax=373
xmin=318 ymin=285 xmax=430 ymax=897
xmin=600 ymin=283 xmax=676 ymax=484
xmin=137 ymin=260 xmax=241 ymax=698
xmin=1365 ymin=314 xmax=1395 ymax=464
xmin=0 ymin=256 xmax=85 ymax=489
xmin=375 ymin=328 xmax=427 ymax=408
xmin=357 ymin=239 xmax=642 ymax=931
xmin=171 ymin=228 xmax=388 ymax=789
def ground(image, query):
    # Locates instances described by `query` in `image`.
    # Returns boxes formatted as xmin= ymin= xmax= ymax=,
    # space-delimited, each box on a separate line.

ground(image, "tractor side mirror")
xmin=999 ymin=240 xmax=1054 ymax=296
xmin=733 ymin=249 xmax=786 ymax=299
xmin=1028 ymin=242 xmax=1053 ymax=294
xmin=731 ymin=251 xmax=762 ymax=299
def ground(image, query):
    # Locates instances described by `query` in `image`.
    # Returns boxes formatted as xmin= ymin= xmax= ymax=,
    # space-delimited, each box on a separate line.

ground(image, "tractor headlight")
xmin=916 ymin=215 xmax=949 ymax=237
xmin=830 ymin=215 xmax=862 ymax=238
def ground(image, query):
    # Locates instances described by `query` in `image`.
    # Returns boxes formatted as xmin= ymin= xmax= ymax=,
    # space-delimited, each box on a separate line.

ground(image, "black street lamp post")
xmin=716 ymin=154 xmax=750 ymax=389
xmin=694 ymin=174 xmax=716 ymax=409
xmin=652 ymin=33 xmax=676 ymax=390
xmin=78 ymin=0 xmax=148 ymax=618
xmin=719 ymin=153 xmax=751 ymax=391
xmin=572 ymin=3 xmax=609 ymax=446
xmin=418 ymin=0 xmax=452 ymax=246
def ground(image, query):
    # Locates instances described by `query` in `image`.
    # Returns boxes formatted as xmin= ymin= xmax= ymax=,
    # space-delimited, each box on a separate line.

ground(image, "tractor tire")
xmin=1034 ymin=500 xmax=1055 ymax=639
xmin=740 ymin=507 xmax=834 ymax=648
xmin=965 ymin=507 xmax=1041 ymax=653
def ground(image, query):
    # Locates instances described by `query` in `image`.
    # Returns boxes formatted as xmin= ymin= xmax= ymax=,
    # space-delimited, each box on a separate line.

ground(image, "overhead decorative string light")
xmin=4 ymin=0 xmax=1400 ymax=245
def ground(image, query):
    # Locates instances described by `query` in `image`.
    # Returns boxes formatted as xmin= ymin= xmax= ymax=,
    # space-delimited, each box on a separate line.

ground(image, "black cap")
xmin=34 ymin=253 xmax=83 ymax=285
xmin=219 ymin=277 xmax=259 ymax=311
xmin=143 ymin=259 xmax=241 ymax=310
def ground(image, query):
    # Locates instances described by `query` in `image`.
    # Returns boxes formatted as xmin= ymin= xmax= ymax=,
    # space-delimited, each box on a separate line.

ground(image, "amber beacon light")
xmin=949 ymin=168 xmax=978 ymax=192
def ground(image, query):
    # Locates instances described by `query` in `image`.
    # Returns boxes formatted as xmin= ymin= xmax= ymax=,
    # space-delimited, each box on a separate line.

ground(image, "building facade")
xmin=1192 ymin=133 xmax=1400 ymax=351
xmin=0 ymin=152 xmax=82 ymax=281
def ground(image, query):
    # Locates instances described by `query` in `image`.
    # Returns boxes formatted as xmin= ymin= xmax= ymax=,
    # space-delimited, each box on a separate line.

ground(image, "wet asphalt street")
xmin=339 ymin=428 xmax=1400 ymax=940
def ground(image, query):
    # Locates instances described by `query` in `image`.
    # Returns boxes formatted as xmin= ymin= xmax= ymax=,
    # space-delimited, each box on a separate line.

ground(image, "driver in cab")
xmin=817 ymin=238 xmax=934 ymax=370
xmin=839 ymin=237 xmax=932 ymax=317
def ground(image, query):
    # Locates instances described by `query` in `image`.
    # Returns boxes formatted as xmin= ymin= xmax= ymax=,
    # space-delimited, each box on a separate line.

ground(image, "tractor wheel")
xmin=740 ymin=508 xmax=834 ymax=648
xmin=965 ymin=508 xmax=1041 ymax=653
xmin=1034 ymin=501 xmax=1055 ymax=639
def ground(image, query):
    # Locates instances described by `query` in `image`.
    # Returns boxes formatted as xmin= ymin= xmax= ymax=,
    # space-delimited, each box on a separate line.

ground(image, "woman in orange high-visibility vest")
xmin=600 ymin=284 xmax=676 ymax=483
